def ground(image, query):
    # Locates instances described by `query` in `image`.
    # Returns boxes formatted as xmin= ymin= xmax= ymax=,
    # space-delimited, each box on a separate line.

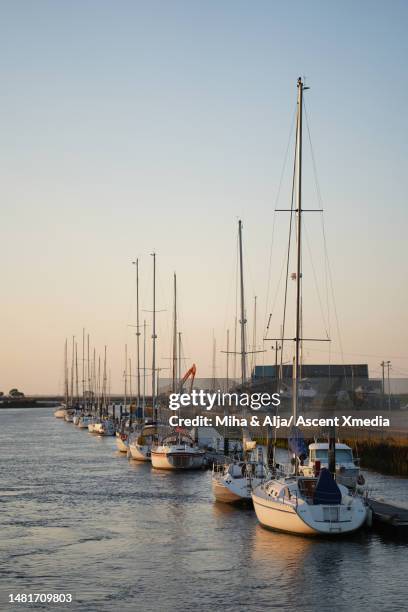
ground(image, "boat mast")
xmin=75 ymin=342 xmax=79 ymax=406
xmin=64 ymin=339 xmax=69 ymax=407
xmin=82 ymin=328 xmax=85 ymax=406
xmin=87 ymin=334 xmax=90 ymax=410
xmin=172 ymin=273 xmax=177 ymax=393
xmin=151 ymin=252 xmax=157 ymax=421
xmin=143 ymin=319 xmax=146 ymax=420
xmin=70 ymin=335 xmax=75 ymax=408
xmin=103 ymin=345 xmax=107 ymax=414
xmin=133 ymin=259 xmax=141 ymax=413
xmin=293 ymin=77 xmax=304 ymax=426
xmin=238 ymin=220 xmax=247 ymax=386
xmin=124 ymin=343 xmax=128 ymax=419
xmin=178 ymin=332 xmax=182 ymax=380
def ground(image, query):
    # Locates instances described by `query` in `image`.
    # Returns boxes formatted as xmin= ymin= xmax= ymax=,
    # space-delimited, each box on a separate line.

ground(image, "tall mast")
xmin=75 ymin=342 xmax=79 ymax=405
xmin=178 ymin=332 xmax=182 ymax=380
xmin=143 ymin=319 xmax=146 ymax=420
xmin=226 ymin=329 xmax=230 ymax=390
xmin=238 ymin=220 xmax=247 ymax=385
xmin=251 ymin=296 xmax=257 ymax=376
xmin=151 ymin=252 xmax=157 ymax=420
xmin=93 ymin=347 xmax=96 ymax=411
xmin=82 ymin=328 xmax=85 ymax=403
xmin=129 ymin=357 xmax=132 ymax=413
xmin=70 ymin=335 xmax=75 ymax=406
xmin=64 ymin=339 xmax=68 ymax=407
xmin=124 ymin=343 xmax=128 ymax=416
xmin=97 ymin=355 xmax=101 ymax=416
xmin=87 ymin=334 xmax=90 ymax=408
xmin=103 ymin=345 xmax=107 ymax=413
xmin=293 ymin=77 xmax=304 ymax=425
xmin=172 ymin=273 xmax=177 ymax=392
xmin=132 ymin=258 xmax=141 ymax=410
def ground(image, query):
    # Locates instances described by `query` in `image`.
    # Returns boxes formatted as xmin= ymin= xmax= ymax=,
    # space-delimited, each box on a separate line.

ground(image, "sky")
xmin=1 ymin=0 xmax=407 ymax=394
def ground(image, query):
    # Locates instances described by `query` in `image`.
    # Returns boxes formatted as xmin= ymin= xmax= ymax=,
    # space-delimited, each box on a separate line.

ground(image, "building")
xmin=252 ymin=364 xmax=369 ymax=381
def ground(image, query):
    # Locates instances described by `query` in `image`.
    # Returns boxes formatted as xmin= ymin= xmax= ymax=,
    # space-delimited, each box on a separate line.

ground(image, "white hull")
xmin=54 ymin=408 xmax=66 ymax=418
xmin=77 ymin=416 xmax=91 ymax=429
xmin=151 ymin=448 xmax=205 ymax=470
xmin=252 ymin=487 xmax=367 ymax=536
xmin=212 ymin=478 xmax=246 ymax=503
xmin=212 ymin=474 xmax=264 ymax=503
xmin=116 ymin=435 xmax=129 ymax=453
xmin=128 ymin=443 xmax=151 ymax=461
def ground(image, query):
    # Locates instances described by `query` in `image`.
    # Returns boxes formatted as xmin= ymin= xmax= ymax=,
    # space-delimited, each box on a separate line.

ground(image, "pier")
xmin=367 ymin=498 xmax=408 ymax=531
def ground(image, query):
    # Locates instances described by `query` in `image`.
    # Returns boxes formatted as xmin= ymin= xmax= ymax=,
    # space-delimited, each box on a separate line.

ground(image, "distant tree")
xmin=9 ymin=388 xmax=25 ymax=398
xmin=0 ymin=391 xmax=3 ymax=397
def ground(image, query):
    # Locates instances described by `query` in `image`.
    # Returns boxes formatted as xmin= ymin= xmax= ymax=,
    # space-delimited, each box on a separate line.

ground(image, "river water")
xmin=0 ymin=408 xmax=407 ymax=611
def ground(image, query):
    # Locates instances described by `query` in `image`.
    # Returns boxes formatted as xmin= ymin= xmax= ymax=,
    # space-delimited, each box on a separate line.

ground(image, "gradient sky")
xmin=1 ymin=1 xmax=407 ymax=394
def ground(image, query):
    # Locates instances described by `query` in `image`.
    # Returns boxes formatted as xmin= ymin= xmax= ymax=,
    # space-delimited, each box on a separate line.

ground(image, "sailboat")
xmin=151 ymin=429 xmax=205 ymax=470
xmin=126 ymin=254 xmax=159 ymax=458
xmin=252 ymin=78 xmax=367 ymax=535
xmin=55 ymin=340 xmax=68 ymax=418
xmin=212 ymin=221 xmax=269 ymax=502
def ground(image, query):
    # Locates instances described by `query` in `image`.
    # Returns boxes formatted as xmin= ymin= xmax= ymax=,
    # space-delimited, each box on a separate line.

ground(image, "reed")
xmin=344 ymin=437 xmax=408 ymax=477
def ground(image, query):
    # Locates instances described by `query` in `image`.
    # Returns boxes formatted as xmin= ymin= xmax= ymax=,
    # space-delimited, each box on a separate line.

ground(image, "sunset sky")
xmin=1 ymin=1 xmax=407 ymax=394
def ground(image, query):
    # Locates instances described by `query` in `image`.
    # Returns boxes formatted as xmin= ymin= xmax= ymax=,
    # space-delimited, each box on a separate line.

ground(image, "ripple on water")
xmin=0 ymin=408 xmax=407 ymax=612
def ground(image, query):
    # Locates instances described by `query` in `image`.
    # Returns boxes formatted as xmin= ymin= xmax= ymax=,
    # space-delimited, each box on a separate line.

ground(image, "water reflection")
xmin=0 ymin=408 xmax=407 ymax=612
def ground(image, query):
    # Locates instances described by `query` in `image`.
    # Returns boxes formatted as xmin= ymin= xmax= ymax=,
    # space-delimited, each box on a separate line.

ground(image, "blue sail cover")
xmin=288 ymin=427 xmax=308 ymax=459
xmin=313 ymin=468 xmax=342 ymax=505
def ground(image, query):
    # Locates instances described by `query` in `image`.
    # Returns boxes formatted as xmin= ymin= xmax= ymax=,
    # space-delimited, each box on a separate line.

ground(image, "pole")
xmin=151 ymin=253 xmax=157 ymax=421
xmin=293 ymin=77 xmax=304 ymax=428
xmin=387 ymin=361 xmax=391 ymax=411
xmin=251 ymin=296 xmax=257 ymax=376
xmin=178 ymin=332 xmax=182 ymax=381
xmin=381 ymin=361 xmax=385 ymax=409
xmin=143 ymin=320 xmax=146 ymax=420
xmin=70 ymin=336 xmax=75 ymax=407
xmin=132 ymin=259 xmax=141 ymax=410
xmin=226 ymin=329 xmax=230 ymax=390
xmin=124 ymin=344 xmax=128 ymax=419
xmin=87 ymin=334 xmax=90 ymax=410
xmin=75 ymin=342 xmax=79 ymax=405
xmin=82 ymin=328 xmax=85 ymax=403
xmin=238 ymin=220 xmax=247 ymax=386
xmin=172 ymin=273 xmax=177 ymax=392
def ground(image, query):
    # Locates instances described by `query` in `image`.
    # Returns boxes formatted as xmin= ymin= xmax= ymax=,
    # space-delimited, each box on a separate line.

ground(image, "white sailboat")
xmin=55 ymin=340 xmax=68 ymax=418
xmin=126 ymin=252 xmax=159 ymax=458
xmin=151 ymin=429 xmax=205 ymax=470
xmin=252 ymin=78 xmax=367 ymax=536
xmin=128 ymin=423 xmax=157 ymax=461
xmin=54 ymin=407 xmax=67 ymax=418
xmin=212 ymin=221 xmax=268 ymax=503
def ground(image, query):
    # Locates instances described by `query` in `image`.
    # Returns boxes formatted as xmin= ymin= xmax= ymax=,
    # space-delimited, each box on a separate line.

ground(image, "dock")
xmin=367 ymin=498 xmax=408 ymax=531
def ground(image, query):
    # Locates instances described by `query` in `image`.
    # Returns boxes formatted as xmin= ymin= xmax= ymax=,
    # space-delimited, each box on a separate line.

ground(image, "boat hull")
xmin=54 ymin=409 xmax=66 ymax=418
xmin=212 ymin=478 xmax=246 ymax=503
xmin=116 ymin=435 xmax=129 ymax=453
xmin=128 ymin=443 xmax=151 ymax=461
xmin=252 ymin=492 xmax=367 ymax=536
xmin=151 ymin=450 xmax=205 ymax=470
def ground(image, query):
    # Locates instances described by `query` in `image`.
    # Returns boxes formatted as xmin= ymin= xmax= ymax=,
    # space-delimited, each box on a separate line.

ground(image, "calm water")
xmin=0 ymin=408 xmax=407 ymax=612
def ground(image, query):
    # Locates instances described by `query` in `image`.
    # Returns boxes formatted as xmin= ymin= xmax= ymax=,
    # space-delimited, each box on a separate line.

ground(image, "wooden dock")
xmin=367 ymin=498 xmax=408 ymax=530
